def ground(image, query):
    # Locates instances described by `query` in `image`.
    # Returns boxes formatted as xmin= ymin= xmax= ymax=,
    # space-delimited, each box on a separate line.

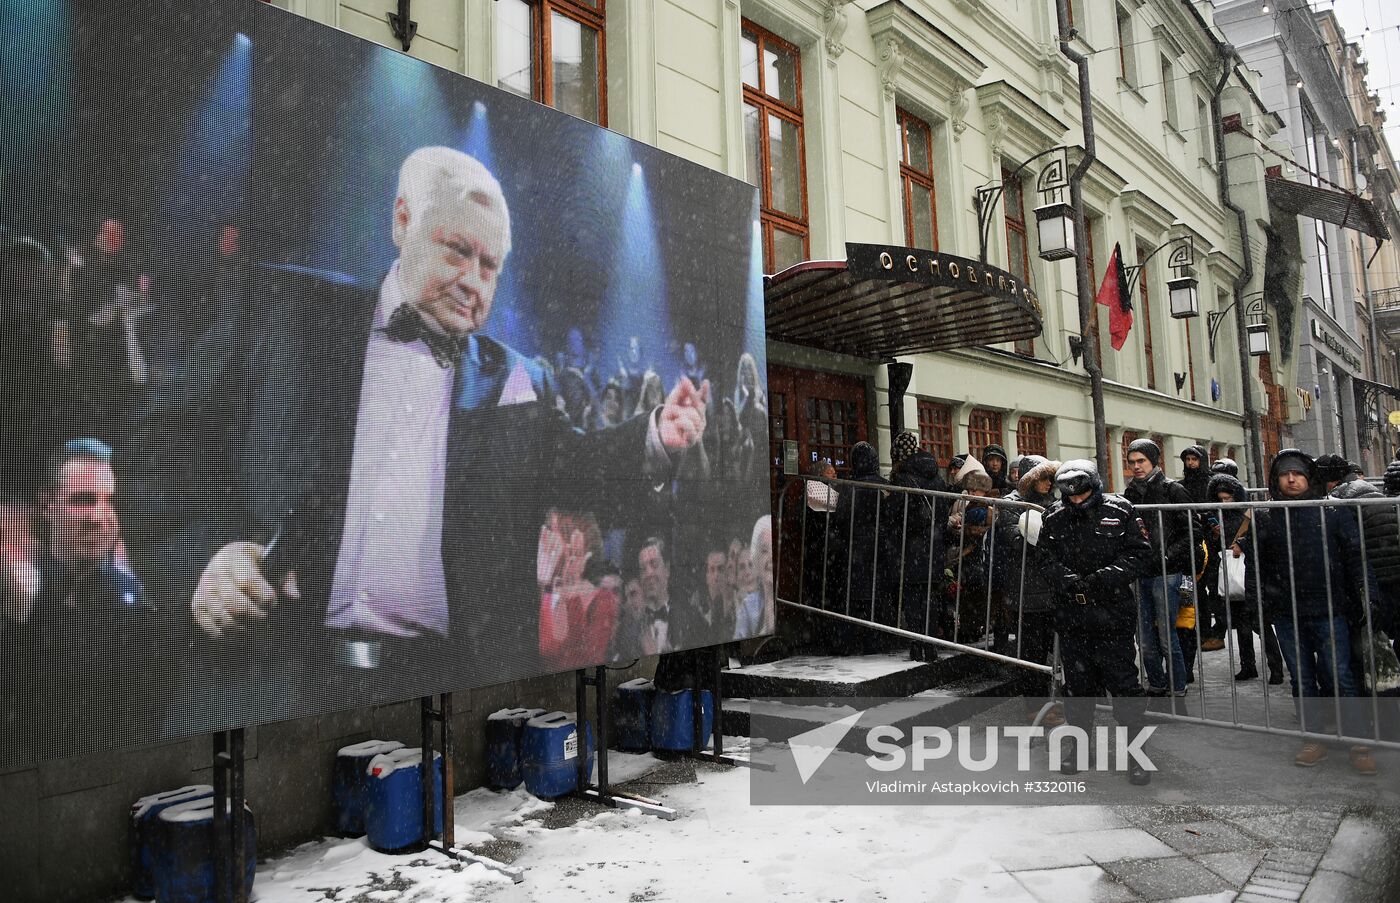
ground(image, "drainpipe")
xmin=1359 ymin=230 xmax=1385 ymax=461
xmin=1055 ymin=0 xmax=1108 ymax=477
xmin=1209 ymin=43 xmax=1267 ymax=485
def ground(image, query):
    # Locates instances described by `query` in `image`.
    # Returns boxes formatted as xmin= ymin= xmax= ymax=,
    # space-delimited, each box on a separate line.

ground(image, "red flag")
xmin=1096 ymin=242 xmax=1133 ymax=351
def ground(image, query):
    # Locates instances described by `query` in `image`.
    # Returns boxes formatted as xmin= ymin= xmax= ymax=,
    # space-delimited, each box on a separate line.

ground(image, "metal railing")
xmin=1372 ymin=286 xmax=1400 ymax=311
xmin=774 ymin=474 xmax=1400 ymax=750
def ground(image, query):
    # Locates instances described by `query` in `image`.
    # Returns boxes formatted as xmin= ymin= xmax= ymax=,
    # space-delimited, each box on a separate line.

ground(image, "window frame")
xmin=897 ymin=106 xmax=939 ymax=251
xmin=1160 ymin=55 xmax=1179 ymax=129
xmin=1137 ymin=244 xmax=1157 ymax=390
xmin=1197 ymin=95 xmax=1214 ymax=163
xmin=497 ymin=0 xmax=608 ymax=126
xmin=1003 ymin=166 xmax=1034 ymax=356
xmin=917 ymin=399 xmax=954 ymax=467
xmin=967 ymin=408 xmax=1004 ymax=462
xmin=1016 ymin=416 xmax=1048 ymax=458
xmin=742 ymin=20 xmax=810 ymax=273
xmin=1116 ymin=4 xmax=1137 ymax=86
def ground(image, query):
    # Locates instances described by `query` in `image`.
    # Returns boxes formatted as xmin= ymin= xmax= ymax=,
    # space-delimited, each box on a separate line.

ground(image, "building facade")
xmin=1215 ymin=0 xmax=1399 ymax=469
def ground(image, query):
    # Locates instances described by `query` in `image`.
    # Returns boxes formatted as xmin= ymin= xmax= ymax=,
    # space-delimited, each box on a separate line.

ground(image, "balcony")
xmin=1375 ymin=287 xmax=1400 ymax=341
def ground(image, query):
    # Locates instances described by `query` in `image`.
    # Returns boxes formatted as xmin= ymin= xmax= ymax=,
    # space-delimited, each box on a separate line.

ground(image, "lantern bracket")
xmin=1123 ymin=234 xmax=1195 ymax=303
xmin=1208 ymin=291 xmax=1266 ymax=362
xmin=974 ymin=145 xmax=1072 ymax=264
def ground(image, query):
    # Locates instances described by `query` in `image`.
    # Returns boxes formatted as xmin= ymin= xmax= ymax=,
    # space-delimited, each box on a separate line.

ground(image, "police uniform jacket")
xmin=1036 ymin=491 xmax=1154 ymax=633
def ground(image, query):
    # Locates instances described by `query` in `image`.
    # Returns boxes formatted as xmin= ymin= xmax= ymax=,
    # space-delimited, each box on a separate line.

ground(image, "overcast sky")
xmin=1311 ymin=0 xmax=1400 ymax=153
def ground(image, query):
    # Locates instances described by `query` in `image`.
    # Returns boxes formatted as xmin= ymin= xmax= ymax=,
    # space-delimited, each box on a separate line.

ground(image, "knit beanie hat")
xmin=891 ymin=431 xmax=920 ymax=466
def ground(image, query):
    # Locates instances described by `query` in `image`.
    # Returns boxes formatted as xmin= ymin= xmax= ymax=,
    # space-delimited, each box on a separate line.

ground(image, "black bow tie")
xmin=381 ymin=304 xmax=467 ymax=368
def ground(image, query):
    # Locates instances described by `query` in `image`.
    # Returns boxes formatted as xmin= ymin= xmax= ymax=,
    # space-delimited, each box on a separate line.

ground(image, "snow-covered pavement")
xmin=119 ymin=734 xmax=1400 ymax=903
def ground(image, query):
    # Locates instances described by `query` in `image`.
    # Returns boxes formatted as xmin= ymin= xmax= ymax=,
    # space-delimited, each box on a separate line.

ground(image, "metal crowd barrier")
xmin=773 ymin=474 xmax=1400 ymax=751
xmin=1136 ymin=493 xmax=1400 ymax=751
xmin=774 ymin=474 xmax=1052 ymax=675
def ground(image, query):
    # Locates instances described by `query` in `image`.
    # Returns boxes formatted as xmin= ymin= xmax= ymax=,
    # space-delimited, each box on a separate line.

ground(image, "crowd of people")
xmin=800 ymin=435 xmax=1400 ymax=783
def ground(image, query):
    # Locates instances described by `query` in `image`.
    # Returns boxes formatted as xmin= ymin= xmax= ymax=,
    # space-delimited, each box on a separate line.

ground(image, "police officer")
xmin=1036 ymin=459 xmax=1155 ymax=785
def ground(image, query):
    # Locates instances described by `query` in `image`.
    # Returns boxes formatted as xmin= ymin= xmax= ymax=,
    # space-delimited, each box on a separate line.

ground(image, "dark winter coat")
xmin=1243 ymin=453 xmax=1365 ymax=621
xmin=887 ymin=450 xmax=947 ymax=613
xmin=1123 ymin=470 xmax=1199 ymax=576
xmin=1328 ymin=473 xmax=1400 ymax=590
xmin=1179 ymin=465 xmax=1211 ymax=504
xmin=982 ymin=443 xmax=1011 ymax=496
xmin=1037 ymin=488 xmax=1154 ymax=634
xmin=831 ymin=442 xmax=891 ymax=614
xmin=1205 ymin=473 xmax=1251 ymax=552
xmin=990 ymin=460 xmax=1061 ymax=614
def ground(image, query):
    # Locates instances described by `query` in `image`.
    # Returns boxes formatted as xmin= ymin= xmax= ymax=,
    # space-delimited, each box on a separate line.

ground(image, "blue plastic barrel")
xmin=613 ymin=678 xmax=654 ymax=752
xmin=333 ymin=739 xmax=404 ymax=836
xmin=485 ymin=707 xmax=544 ymax=790
xmin=154 ymin=797 xmax=256 ymax=903
xmin=363 ymin=748 xmax=444 ymax=854
xmin=129 ymin=785 xmax=212 ymax=899
xmin=521 ymin=711 xmax=593 ymax=799
xmin=650 ymin=689 xmax=715 ymax=752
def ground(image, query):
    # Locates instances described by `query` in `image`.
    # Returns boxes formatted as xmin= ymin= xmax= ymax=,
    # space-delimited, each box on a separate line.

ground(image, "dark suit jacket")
xmin=120 ymin=265 xmax=655 ymax=712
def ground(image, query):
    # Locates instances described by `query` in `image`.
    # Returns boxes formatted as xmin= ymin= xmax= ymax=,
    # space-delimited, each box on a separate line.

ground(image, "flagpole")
xmin=1057 ymin=0 xmax=1109 ymax=478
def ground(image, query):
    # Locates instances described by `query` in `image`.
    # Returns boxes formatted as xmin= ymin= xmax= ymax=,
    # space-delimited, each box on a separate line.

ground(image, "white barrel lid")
xmin=158 ymin=797 xmax=251 ymax=824
xmin=366 ymin=747 xmax=441 ymax=778
xmin=618 ymin=678 xmax=655 ymax=690
xmin=337 ymin=739 xmax=406 ymax=758
xmin=131 ymin=784 xmax=213 ymax=819
xmin=525 ymin=711 xmax=576 ymax=730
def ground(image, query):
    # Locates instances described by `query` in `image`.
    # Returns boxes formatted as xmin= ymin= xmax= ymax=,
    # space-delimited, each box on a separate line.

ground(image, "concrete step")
xmin=721 ymin=648 xmax=1001 ymax=700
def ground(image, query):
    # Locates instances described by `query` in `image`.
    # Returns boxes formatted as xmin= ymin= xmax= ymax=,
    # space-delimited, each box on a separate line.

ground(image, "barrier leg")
xmin=574 ymin=667 xmax=678 ymax=819
xmin=211 ymin=729 xmax=247 ymax=903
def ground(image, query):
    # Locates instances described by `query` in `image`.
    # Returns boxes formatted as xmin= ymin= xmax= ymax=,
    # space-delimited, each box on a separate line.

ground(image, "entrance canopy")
xmin=764 ymin=243 xmax=1044 ymax=359
xmin=1265 ymin=173 xmax=1390 ymax=240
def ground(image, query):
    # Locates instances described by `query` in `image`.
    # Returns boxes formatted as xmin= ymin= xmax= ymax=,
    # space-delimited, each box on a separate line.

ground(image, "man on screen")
xmin=2 ymin=439 xmax=157 ymax=759
xmin=122 ymin=147 xmax=709 ymax=707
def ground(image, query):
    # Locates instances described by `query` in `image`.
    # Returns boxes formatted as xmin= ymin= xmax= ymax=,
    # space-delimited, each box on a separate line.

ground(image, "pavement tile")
xmin=1315 ymin=815 xmax=1392 ymax=881
xmin=996 ymin=828 xmax=1175 ymax=871
xmin=1240 ymin=882 xmax=1303 ymax=901
xmin=1260 ymin=847 xmax=1324 ymax=874
xmin=1157 ymin=895 xmax=1236 ymax=903
xmin=1194 ymin=850 xmax=1267 ymax=888
xmin=1145 ymin=819 xmax=1267 ymax=856
xmin=1010 ymin=864 xmax=1141 ymax=903
xmin=1299 ymin=868 xmax=1387 ymax=903
xmin=1249 ymin=869 xmax=1311 ymax=887
xmin=946 ymin=870 xmax=1040 ymax=902
xmin=1097 ymin=855 xmax=1234 ymax=901
xmin=1227 ymin=811 xmax=1343 ymax=853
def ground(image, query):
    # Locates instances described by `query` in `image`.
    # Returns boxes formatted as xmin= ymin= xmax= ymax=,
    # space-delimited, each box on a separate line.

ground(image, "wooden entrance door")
xmin=767 ymin=364 xmax=869 ymax=604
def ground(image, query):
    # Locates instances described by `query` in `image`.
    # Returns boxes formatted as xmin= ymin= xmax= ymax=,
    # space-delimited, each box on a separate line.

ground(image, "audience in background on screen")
xmin=682 ymin=340 xmax=707 ymax=389
xmin=633 ymin=369 xmax=666 ymax=420
xmin=734 ymin=352 xmax=766 ymax=442
xmin=735 ymin=515 xmax=773 ymax=640
xmin=637 ymin=536 xmax=673 ymax=653
xmin=598 ymin=378 xmax=627 ymax=429
xmin=537 ymin=510 xmax=621 ymax=672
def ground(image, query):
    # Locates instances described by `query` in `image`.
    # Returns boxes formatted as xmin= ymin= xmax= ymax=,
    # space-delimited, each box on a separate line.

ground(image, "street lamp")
xmin=1168 ymin=274 xmax=1199 ymax=319
xmin=1034 ymin=199 xmax=1076 ymax=261
xmin=1246 ymin=322 xmax=1271 ymax=356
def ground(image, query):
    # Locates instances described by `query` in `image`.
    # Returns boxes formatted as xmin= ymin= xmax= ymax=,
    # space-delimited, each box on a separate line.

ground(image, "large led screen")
xmin=0 ymin=1 xmax=769 ymax=768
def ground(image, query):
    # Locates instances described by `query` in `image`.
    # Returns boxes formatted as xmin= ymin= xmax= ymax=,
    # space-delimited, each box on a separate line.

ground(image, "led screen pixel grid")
xmin=0 ymin=1 xmax=769 ymax=768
